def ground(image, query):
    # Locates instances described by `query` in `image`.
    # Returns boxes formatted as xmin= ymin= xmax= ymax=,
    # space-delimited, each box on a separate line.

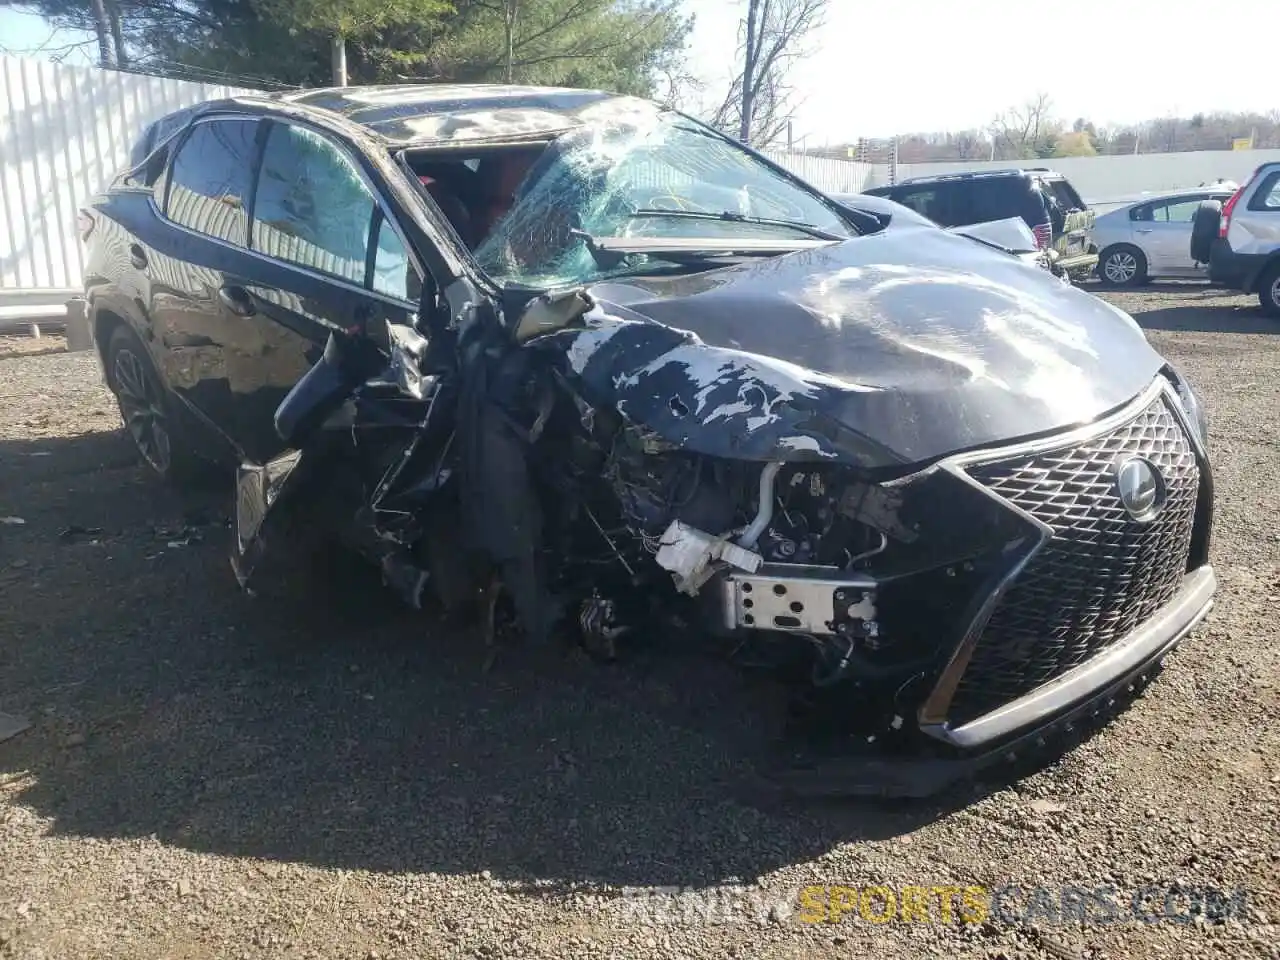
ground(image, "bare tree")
xmin=709 ymin=0 xmax=827 ymax=147
xmin=989 ymin=93 xmax=1058 ymax=160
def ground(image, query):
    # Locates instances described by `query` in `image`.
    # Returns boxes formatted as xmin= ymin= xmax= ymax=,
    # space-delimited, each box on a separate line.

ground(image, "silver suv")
xmin=1191 ymin=162 xmax=1280 ymax=315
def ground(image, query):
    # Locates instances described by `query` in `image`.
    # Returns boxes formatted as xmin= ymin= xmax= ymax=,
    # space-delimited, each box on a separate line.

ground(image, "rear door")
xmin=144 ymin=115 xmax=265 ymax=449
xmin=887 ymin=184 xmax=954 ymax=225
xmin=1138 ymin=194 xmax=1223 ymax=275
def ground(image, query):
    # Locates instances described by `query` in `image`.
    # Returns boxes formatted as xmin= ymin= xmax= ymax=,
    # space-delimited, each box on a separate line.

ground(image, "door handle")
xmin=1135 ymin=228 xmax=1153 ymax=234
xmin=129 ymin=244 xmax=148 ymax=269
xmin=217 ymin=284 xmax=256 ymax=317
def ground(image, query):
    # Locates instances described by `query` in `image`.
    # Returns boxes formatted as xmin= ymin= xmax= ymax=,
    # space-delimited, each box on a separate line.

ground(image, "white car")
xmin=1093 ymin=185 xmax=1237 ymax=286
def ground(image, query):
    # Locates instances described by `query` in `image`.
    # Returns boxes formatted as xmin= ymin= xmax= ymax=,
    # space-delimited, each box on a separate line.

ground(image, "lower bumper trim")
xmin=925 ymin=565 xmax=1215 ymax=750
xmin=762 ymin=566 xmax=1215 ymax=799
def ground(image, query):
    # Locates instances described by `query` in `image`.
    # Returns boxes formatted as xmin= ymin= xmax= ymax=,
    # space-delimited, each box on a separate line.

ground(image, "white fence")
xmin=896 ymin=149 xmax=1280 ymax=206
xmin=0 ymin=55 xmax=252 ymax=308
xmin=763 ymin=150 xmax=875 ymax=194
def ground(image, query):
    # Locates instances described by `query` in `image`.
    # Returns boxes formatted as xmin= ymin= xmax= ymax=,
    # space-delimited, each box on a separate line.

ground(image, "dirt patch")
xmin=0 ymin=333 xmax=68 ymax=361
xmin=1 ymin=287 xmax=1277 ymax=959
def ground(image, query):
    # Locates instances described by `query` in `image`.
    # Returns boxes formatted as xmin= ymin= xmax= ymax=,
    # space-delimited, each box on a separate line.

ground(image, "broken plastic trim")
xmin=654 ymin=520 xmax=763 ymax=596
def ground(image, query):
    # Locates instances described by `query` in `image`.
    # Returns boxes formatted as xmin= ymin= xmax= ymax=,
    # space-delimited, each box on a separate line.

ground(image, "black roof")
xmin=237 ymin=83 xmax=659 ymax=147
xmin=895 ymin=167 xmax=1064 ymax=186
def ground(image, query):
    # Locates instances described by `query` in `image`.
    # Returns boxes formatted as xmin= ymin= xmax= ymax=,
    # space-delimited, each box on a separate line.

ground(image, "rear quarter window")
xmin=1247 ymin=171 xmax=1280 ymax=211
xmin=892 ymin=185 xmax=952 ymax=224
xmin=1045 ymin=178 xmax=1086 ymax=210
xmin=163 ymin=118 xmax=260 ymax=247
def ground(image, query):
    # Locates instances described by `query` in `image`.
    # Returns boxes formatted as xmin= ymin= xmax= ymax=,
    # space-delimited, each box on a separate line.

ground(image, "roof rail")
xmin=896 ymin=168 xmax=1028 ymax=185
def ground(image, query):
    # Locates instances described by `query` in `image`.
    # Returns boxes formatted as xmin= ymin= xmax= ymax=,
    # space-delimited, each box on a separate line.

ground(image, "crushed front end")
xmin=593 ymin=373 xmax=1215 ymax=797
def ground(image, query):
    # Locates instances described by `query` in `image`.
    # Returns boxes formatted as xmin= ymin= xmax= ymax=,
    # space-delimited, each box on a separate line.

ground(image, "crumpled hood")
xmin=551 ymin=224 xmax=1162 ymax=469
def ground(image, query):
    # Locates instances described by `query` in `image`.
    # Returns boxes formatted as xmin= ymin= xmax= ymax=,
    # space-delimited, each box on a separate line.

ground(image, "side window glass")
xmin=898 ymin=188 xmax=943 ymax=222
xmin=164 ymin=119 xmax=259 ymax=246
xmin=1161 ymin=199 xmax=1201 ymax=222
xmin=371 ymin=215 xmax=422 ymax=302
xmin=1047 ymin=180 xmax=1083 ymax=210
xmin=252 ymin=122 xmax=376 ymax=285
xmin=1130 ymin=204 xmax=1153 ymax=222
xmin=1249 ymin=172 xmax=1280 ymax=211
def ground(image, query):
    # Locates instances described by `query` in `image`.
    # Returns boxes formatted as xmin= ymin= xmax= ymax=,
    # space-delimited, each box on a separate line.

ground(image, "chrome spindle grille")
xmin=950 ymin=394 xmax=1201 ymax=724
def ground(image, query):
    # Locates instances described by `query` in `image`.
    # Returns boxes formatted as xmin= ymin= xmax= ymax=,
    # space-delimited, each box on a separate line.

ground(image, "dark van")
xmin=864 ymin=168 xmax=1098 ymax=280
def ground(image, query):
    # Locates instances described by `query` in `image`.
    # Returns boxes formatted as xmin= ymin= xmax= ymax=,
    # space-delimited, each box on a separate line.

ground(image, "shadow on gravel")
xmin=1136 ymin=304 xmax=1277 ymax=335
xmin=1 ymin=431 xmax=1067 ymax=889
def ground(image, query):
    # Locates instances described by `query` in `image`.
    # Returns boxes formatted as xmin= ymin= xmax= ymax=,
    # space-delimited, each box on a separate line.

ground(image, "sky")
xmin=2 ymin=0 xmax=1276 ymax=144
xmin=685 ymin=0 xmax=1276 ymax=145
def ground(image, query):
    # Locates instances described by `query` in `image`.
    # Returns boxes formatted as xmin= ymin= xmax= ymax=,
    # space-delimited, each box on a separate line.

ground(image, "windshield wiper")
xmin=627 ymin=208 xmax=847 ymax=242
xmin=570 ymin=229 xmax=828 ymax=270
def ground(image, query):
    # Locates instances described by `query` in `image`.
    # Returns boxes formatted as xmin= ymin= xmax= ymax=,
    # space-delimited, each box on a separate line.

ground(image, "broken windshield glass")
xmin=470 ymin=112 xmax=856 ymax=287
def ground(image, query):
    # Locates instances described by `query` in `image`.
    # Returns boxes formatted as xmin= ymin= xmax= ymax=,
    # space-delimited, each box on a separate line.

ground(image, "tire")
xmin=1258 ymin=262 xmax=1280 ymax=318
xmin=104 ymin=324 xmax=204 ymax=486
xmin=1099 ymin=245 xmax=1148 ymax=287
xmin=1190 ymin=200 xmax=1222 ymax=264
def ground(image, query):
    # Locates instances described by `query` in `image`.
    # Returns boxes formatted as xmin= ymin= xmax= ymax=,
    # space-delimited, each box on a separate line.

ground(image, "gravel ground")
xmin=1 ymin=285 xmax=1278 ymax=960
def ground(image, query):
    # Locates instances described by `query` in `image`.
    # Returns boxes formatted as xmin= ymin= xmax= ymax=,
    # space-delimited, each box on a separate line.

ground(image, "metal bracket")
xmin=721 ymin=564 xmax=877 ymax=635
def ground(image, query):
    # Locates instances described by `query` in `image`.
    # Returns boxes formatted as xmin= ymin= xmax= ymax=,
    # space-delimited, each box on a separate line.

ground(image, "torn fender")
xmin=231 ymin=449 xmax=316 ymax=592
xmin=530 ymin=305 xmax=900 ymax=468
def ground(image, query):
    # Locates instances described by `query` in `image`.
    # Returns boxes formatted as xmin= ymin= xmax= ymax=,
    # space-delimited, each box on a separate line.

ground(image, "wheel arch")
xmin=92 ymin=307 xmax=128 ymax=388
xmin=1098 ymin=242 xmax=1147 ymax=283
xmin=1245 ymin=251 xmax=1280 ymax=293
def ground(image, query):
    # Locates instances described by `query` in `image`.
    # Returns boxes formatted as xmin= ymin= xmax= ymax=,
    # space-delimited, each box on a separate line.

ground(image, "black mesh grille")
xmin=949 ymin=394 xmax=1200 ymax=723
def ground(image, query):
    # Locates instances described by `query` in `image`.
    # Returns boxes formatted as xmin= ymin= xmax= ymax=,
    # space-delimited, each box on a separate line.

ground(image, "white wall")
xmin=895 ymin=149 xmax=1280 ymax=205
xmin=0 ymin=55 xmax=252 ymax=304
xmin=762 ymin=149 xmax=875 ymax=194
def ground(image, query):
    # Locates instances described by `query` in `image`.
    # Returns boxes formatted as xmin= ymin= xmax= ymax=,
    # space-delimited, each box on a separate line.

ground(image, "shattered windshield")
xmin=471 ymin=112 xmax=855 ymax=287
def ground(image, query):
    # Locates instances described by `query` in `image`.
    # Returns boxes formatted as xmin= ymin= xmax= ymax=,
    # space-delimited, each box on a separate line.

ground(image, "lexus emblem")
xmin=1115 ymin=458 xmax=1164 ymax=522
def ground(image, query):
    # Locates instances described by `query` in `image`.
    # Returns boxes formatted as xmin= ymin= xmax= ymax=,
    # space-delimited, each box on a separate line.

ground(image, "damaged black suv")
xmin=80 ymin=84 xmax=1216 ymax=796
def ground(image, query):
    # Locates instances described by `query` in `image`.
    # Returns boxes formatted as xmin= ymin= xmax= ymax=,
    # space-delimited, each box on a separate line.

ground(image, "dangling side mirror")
xmin=512 ymin=288 xmax=594 ymax=343
xmin=387 ymin=321 xmax=434 ymax=400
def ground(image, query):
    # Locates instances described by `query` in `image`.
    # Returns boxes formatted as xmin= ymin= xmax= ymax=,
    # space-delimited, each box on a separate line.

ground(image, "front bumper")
xmin=770 ymin=568 xmax=1213 ymax=798
xmin=1058 ymin=250 xmax=1099 ymax=275
xmin=763 ymin=376 xmax=1216 ymax=798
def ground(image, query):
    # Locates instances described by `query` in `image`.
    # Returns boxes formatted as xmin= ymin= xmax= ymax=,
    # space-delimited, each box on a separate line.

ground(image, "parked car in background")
xmin=831 ymin=192 xmax=1063 ymax=278
xmin=1092 ymin=186 xmax=1238 ymax=287
xmin=862 ymin=168 xmax=1098 ymax=281
xmin=1190 ymin=162 xmax=1280 ymax=316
